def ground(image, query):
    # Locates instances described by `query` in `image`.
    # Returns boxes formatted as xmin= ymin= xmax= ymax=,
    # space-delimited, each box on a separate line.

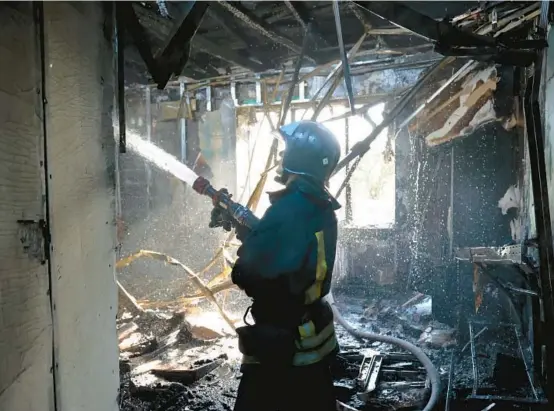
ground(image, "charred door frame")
xmin=522 ymin=2 xmax=554 ymax=401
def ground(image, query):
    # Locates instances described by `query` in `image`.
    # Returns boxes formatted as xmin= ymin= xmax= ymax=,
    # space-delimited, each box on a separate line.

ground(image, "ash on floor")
xmin=118 ymin=293 xmax=457 ymax=411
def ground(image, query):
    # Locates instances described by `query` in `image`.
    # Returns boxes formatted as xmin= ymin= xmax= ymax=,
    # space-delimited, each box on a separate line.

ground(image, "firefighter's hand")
xmin=209 ymin=206 xmax=233 ymax=232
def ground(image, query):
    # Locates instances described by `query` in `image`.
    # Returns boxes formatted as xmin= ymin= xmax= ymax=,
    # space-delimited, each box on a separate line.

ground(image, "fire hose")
xmin=192 ymin=176 xmax=441 ymax=411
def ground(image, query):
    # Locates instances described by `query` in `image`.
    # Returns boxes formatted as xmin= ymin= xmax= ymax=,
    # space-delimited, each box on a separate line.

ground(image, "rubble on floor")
xmin=119 ymin=291 xmax=528 ymax=411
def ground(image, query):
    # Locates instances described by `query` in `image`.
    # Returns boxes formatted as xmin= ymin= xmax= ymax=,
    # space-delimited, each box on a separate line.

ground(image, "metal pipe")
xmin=116 ymin=5 xmax=126 ymax=153
xmin=179 ymin=82 xmax=187 ymax=163
xmin=449 ymin=145 xmax=454 ymax=258
xmin=309 ymin=33 xmax=367 ymax=104
xmin=469 ymin=321 xmax=479 ymax=396
xmin=461 ymin=326 xmax=487 ymax=353
xmin=332 ymin=0 xmax=355 ymax=114
xmin=206 ymin=85 xmax=212 ymax=112
xmin=280 ymin=23 xmax=311 ymax=126
xmin=332 ymin=57 xmax=451 ymax=176
xmin=344 ymin=117 xmax=353 ymax=221
xmin=514 ymin=325 xmax=539 ymax=400
xmin=145 ymin=87 xmax=152 ymax=212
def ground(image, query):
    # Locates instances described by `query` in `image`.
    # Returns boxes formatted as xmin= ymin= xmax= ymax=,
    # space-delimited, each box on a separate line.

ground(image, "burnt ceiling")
xmin=120 ymin=1 xmax=478 ymax=88
xmin=119 ymin=1 xmax=545 ymax=90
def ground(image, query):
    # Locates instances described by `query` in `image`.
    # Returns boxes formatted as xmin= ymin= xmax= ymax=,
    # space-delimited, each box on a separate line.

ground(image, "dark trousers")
xmin=233 ymin=361 xmax=336 ymax=411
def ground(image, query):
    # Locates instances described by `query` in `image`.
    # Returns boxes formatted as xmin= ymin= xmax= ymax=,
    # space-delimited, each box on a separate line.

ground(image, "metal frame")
xmin=332 ymin=0 xmax=355 ymax=114
xmin=523 ymin=2 xmax=554 ymax=401
xmin=115 ymin=3 xmax=126 ymax=152
xmin=446 ymin=320 xmax=545 ymax=406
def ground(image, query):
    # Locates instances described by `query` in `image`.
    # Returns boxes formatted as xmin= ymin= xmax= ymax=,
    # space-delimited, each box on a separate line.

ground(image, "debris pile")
xmin=117 ymin=290 xmax=462 ymax=411
xmin=118 ymin=308 xmax=242 ymax=411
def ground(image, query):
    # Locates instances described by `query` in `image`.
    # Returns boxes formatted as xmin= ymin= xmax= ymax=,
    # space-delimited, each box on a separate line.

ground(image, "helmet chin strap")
xmin=274 ymin=169 xmax=289 ymax=185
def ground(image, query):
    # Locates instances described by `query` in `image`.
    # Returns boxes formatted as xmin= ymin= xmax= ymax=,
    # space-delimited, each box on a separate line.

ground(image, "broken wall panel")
xmin=43 ymin=3 xmax=119 ymax=410
xmin=414 ymin=63 xmax=516 ymax=148
xmin=0 ymin=4 xmax=55 ymax=411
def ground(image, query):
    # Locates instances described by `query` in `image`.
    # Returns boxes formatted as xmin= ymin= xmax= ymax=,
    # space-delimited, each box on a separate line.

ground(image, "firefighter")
xmin=210 ymin=120 xmax=341 ymax=411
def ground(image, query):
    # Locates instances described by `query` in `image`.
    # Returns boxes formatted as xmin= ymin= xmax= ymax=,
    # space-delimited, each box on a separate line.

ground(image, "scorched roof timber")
xmin=120 ymin=1 xmax=470 ymax=88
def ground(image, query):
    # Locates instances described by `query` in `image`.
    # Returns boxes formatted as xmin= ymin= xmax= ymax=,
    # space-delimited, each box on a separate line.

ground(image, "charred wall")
xmin=0 ymin=3 xmax=119 ymax=411
xmin=401 ymin=77 xmax=522 ymax=327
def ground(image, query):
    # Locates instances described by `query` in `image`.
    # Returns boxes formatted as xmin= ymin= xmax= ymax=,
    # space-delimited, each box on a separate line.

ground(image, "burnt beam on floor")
xmin=216 ymin=1 xmax=320 ymax=64
xmin=192 ymin=36 xmax=264 ymax=72
xmin=154 ymin=1 xmax=210 ymax=89
xmin=284 ymin=1 xmax=331 ymax=47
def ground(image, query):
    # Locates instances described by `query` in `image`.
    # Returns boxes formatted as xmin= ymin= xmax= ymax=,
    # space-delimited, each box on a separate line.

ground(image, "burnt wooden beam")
xmin=354 ymin=1 xmax=540 ymax=66
xmin=192 ymin=36 xmax=265 ymax=72
xmin=119 ymin=1 xmax=209 ymax=89
xmin=354 ymin=1 xmax=497 ymax=48
xmin=216 ymin=1 xmax=320 ymax=64
xmin=207 ymin=6 xmax=252 ymax=48
xmin=190 ymin=53 xmax=221 ymax=78
xmin=284 ymin=1 xmax=331 ymax=47
xmin=154 ymin=1 xmax=210 ymax=88
xmin=347 ymin=1 xmax=373 ymax=31
xmin=118 ymin=2 xmax=159 ymax=82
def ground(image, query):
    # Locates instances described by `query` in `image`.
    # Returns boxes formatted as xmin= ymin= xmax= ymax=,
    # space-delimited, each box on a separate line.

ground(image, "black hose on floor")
xmin=326 ymin=292 xmax=441 ymax=411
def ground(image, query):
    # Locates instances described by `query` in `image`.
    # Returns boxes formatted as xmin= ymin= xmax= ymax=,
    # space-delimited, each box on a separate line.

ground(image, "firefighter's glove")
xmin=209 ymin=205 xmax=233 ymax=232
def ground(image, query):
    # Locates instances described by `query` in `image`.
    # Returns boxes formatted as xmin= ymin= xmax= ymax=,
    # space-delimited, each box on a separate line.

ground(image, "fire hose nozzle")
xmin=192 ymin=176 xmax=259 ymax=229
xmin=192 ymin=176 xmax=212 ymax=196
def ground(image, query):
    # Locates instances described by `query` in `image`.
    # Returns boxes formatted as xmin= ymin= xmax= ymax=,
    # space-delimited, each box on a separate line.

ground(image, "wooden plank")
xmin=0 ymin=4 xmax=55 ymax=411
xmin=42 ymin=3 xmax=119 ymax=411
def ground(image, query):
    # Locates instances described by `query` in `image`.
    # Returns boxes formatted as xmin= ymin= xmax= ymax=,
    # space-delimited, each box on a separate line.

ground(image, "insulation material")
xmin=498 ymin=185 xmax=523 ymax=242
xmin=498 ymin=185 xmax=521 ymax=215
xmin=422 ymin=66 xmax=505 ymax=147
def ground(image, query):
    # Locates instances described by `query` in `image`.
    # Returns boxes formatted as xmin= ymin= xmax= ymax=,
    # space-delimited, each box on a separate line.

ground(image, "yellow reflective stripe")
xmin=304 ymin=231 xmax=327 ymax=304
xmin=241 ymin=334 xmax=338 ymax=367
xmin=298 ymin=320 xmax=316 ymax=339
xmin=293 ymin=334 xmax=338 ymax=366
xmin=296 ymin=321 xmax=334 ymax=350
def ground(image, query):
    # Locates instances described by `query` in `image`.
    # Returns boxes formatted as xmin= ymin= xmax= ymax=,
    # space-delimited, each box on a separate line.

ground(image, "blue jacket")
xmin=232 ymin=178 xmax=340 ymax=329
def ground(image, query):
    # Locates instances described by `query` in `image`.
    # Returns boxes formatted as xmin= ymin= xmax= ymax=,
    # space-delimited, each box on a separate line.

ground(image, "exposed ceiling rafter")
xmin=216 ymin=1 xmax=321 ymax=64
xmin=354 ymin=1 xmax=543 ymax=67
xmin=192 ymin=36 xmax=265 ymax=73
xmin=284 ymin=1 xmax=331 ymax=47
xmin=118 ymin=1 xmax=209 ymax=89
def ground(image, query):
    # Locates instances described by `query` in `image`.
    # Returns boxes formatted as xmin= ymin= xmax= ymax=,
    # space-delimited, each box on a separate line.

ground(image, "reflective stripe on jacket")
xmin=234 ymin=178 xmax=340 ymax=367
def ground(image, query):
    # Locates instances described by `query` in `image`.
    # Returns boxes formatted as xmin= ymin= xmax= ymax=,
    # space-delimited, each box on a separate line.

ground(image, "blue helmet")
xmin=276 ymin=120 xmax=341 ymax=184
